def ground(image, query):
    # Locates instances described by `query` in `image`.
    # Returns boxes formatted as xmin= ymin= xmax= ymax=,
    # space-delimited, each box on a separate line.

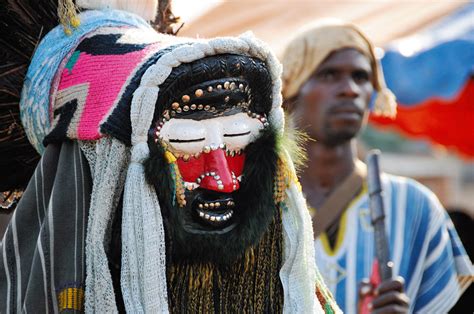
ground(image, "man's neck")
xmin=301 ymin=139 xmax=357 ymax=209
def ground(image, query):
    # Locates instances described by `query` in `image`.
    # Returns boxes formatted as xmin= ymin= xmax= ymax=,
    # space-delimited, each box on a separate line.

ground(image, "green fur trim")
xmin=276 ymin=112 xmax=310 ymax=174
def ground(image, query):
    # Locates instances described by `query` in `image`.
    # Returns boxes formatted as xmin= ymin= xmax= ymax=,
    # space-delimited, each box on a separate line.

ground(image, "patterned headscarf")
xmin=281 ymin=20 xmax=397 ymax=118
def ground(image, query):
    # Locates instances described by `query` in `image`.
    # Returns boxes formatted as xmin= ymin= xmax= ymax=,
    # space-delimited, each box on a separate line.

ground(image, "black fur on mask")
xmin=144 ymin=127 xmax=279 ymax=265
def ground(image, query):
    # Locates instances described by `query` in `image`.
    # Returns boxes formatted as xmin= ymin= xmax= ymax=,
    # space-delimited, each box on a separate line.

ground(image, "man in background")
xmin=281 ymin=20 xmax=473 ymax=313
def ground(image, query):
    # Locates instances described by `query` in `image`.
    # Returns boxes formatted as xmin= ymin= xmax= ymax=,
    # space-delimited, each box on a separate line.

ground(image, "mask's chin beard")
xmin=144 ymin=128 xmax=279 ymax=266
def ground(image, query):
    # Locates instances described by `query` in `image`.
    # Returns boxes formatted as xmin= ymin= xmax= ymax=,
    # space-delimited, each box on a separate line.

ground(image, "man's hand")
xmin=359 ymin=276 xmax=410 ymax=314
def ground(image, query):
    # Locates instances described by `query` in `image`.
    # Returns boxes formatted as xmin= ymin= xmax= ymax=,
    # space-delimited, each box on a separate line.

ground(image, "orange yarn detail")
xmin=58 ymin=287 xmax=85 ymax=311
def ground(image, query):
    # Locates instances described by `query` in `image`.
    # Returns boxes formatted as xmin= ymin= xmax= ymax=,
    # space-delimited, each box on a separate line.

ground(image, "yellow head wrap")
xmin=281 ymin=20 xmax=397 ymax=118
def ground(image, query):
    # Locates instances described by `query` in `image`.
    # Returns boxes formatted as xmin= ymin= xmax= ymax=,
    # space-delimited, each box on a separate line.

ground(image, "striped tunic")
xmin=0 ymin=142 xmax=91 ymax=312
xmin=314 ymin=174 xmax=473 ymax=313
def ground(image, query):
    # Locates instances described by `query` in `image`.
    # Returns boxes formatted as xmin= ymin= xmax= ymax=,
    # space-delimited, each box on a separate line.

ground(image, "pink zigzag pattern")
xmin=57 ymin=45 xmax=157 ymax=140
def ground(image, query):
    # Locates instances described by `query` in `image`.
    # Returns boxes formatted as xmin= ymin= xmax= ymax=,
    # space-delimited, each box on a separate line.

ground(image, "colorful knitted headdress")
xmin=15 ymin=8 xmax=339 ymax=314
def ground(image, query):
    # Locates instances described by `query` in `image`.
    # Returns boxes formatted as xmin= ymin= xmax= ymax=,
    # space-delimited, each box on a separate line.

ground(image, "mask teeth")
xmin=197 ymin=208 xmax=234 ymax=222
xmin=184 ymin=182 xmax=200 ymax=191
xmin=201 ymin=144 xmax=229 ymax=154
xmin=170 ymin=152 xmax=200 ymax=161
xmin=224 ymin=148 xmax=244 ymax=157
xmin=198 ymin=201 xmax=235 ymax=210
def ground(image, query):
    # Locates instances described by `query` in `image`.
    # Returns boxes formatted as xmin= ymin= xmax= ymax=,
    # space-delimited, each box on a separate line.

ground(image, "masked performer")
xmin=0 ymin=1 xmax=339 ymax=312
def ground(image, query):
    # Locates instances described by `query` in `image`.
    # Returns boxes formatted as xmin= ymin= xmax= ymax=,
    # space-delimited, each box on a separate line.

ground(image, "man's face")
xmin=295 ymin=48 xmax=374 ymax=146
xmin=147 ymin=104 xmax=277 ymax=264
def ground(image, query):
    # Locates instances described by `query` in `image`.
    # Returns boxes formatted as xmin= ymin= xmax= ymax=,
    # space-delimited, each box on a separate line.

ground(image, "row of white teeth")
xmin=198 ymin=201 xmax=235 ymax=209
xmin=198 ymin=209 xmax=234 ymax=222
xmin=224 ymin=149 xmax=243 ymax=157
xmin=172 ymin=149 xmax=243 ymax=160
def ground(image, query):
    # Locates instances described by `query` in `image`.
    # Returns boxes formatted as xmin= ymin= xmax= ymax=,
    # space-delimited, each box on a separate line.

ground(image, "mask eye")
xmin=224 ymin=131 xmax=251 ymax=138
xmin=222 ymin=113 xmax=263 ymax=151
xmin=169 ymin=137 xmax=205 ymax=143
xmin=158 ymin=112 xmax=264 ymax=154
xmin=160 ymin=119 xmax=207 ymax=154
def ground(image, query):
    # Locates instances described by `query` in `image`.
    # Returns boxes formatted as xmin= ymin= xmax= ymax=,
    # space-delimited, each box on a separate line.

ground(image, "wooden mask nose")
xmin=199 ymin=149 xmax=239 ymax=193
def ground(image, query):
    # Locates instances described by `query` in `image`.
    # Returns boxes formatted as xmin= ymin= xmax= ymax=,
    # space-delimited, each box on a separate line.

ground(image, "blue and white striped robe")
xmin=314 ymin=174 xmax=473 ymax=313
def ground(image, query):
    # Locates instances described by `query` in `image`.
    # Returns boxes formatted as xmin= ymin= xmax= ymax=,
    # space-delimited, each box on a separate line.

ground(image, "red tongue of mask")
xmin=176 ymin=148 xmax=245 ymax=193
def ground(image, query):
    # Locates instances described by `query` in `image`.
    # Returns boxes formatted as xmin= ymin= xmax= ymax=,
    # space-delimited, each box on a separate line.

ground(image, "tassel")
xmin=274 ymin=158 xmax=288 ymax=204
xmin=58 ymin=0 xmax=81 ymax=35
xmin=373 ymin=88 xmax=397 ymax=118
xmin=165 ymin=150 xmax=186 ymax=207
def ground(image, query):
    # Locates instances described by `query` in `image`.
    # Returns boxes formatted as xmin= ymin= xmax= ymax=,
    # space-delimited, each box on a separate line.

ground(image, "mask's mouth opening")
xmin=196 ymin=200 xmax=235 ymax=224
xmin=183 ymin=190 xmax=238 ymax=233
xmin=193 ymin=191 xmax=235 ymax=227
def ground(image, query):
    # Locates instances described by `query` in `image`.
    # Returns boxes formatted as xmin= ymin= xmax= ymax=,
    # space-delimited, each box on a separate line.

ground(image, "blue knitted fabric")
xmin=20 ymin=9 xmax=152 ymax=154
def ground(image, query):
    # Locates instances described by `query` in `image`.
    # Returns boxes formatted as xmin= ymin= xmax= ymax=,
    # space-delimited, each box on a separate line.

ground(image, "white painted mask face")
xmin=159 ymin=112 xmax=264 ymax=155
xmin=153 ymin=111 xmax=268 ymax=194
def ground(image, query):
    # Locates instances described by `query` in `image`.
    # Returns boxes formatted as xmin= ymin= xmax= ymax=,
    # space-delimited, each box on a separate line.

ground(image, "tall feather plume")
xmin=0 ymin=0 xmax=59 ymax=195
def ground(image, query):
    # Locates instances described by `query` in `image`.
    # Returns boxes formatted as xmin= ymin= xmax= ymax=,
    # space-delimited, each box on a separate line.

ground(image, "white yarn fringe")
xmin=281 ymin=181 xmax=325 ymax=313
xmin=121 ymin=143 xmax=169 ymax=312
xmin=120 ymin=85 xmax=169 ymax=312
xmin=85 ymin=137 xmax=129 ymax=313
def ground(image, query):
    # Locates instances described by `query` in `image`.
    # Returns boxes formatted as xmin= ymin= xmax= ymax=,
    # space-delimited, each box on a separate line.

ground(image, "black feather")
xmin=0 ymin=0 xmax=60 ymax=192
